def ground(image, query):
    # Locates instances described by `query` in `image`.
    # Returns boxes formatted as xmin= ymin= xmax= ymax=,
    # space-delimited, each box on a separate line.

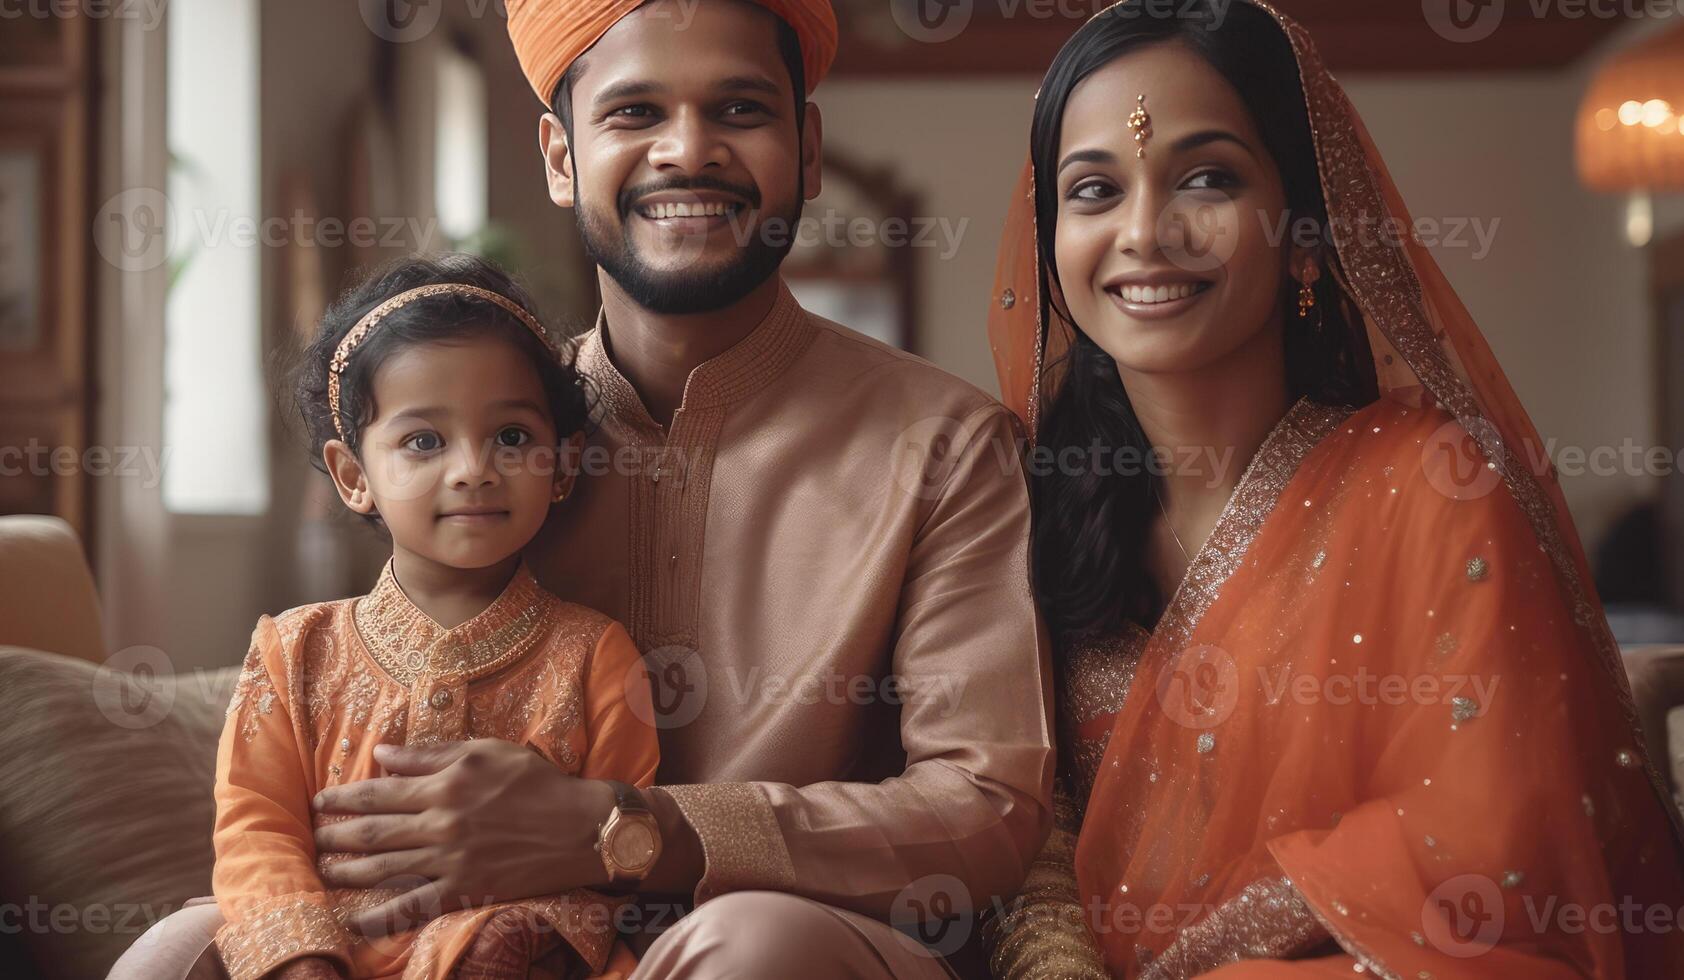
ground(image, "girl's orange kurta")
xmin=211 ymin=560 xmax=658 ymax=980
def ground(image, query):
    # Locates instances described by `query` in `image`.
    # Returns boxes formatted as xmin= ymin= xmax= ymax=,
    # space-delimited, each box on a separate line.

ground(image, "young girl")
xmin=212 ymin=254 xmax=658 ymax=980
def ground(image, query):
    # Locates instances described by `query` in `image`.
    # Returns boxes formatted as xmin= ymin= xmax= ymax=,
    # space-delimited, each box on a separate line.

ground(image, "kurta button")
xmin=430 ymin=689 xmax=452 ymax=709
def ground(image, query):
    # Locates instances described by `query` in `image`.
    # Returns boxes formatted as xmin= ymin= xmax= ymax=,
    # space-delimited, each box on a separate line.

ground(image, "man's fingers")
xmin=313 ymin=813 xmax=440 ymax=855
xmin=373 ymin=739 xmax=471 ymax=776
xmin=313 ymin=774 xmax=432 ymax=815
xmin=318 ymin=848 xmax=436 ymax=889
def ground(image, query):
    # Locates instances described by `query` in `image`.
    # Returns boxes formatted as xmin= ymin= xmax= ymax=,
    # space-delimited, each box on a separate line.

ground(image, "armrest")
xmin=0 ymin=515 xmax=105 ymax=663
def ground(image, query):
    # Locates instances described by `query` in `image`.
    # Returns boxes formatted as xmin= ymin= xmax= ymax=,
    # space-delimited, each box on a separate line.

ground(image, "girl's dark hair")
xmin=1028 ymin=1 xmax=1378 ymax=648
xmin=293 ymin=253 xmax=594 ymax=525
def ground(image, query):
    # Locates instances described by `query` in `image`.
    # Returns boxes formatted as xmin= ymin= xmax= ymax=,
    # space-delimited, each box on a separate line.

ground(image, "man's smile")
xmin=631 ymin=191 xmax=748 ymax=235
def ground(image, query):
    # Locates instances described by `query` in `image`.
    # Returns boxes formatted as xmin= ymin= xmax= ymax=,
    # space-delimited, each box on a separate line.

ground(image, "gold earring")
xmin=1297 ymin=262 xmax=1321 ymax=319
xmin=551 ymin=485 xmax=568 ymax=503
xmin=1127 ymin=94 xmax=1152 ymax=159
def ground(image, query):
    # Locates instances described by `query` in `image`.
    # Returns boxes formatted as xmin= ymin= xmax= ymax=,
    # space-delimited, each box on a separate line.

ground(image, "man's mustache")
xmin=618 ymin=176 xmax=762 ymax=219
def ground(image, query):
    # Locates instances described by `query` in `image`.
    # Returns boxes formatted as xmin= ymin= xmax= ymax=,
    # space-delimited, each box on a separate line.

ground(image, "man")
xmin=111 ymin=0 xmax=1050 ymax=976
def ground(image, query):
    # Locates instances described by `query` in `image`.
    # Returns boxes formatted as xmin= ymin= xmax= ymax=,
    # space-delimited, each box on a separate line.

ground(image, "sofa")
xmin=0 ymin=516 xmax=239 ymax=980
xmin=1 ymin=514 xmax=1683 ymax=979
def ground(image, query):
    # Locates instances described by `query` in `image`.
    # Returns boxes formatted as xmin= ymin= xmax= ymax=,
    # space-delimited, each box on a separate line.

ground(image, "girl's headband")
xmin=327 ymin=283 xmax=560 ymax=441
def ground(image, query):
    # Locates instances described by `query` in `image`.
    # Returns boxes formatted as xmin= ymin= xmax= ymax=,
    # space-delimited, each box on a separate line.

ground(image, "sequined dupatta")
xmin=987 ymin=1 xmax=1684 ymax=976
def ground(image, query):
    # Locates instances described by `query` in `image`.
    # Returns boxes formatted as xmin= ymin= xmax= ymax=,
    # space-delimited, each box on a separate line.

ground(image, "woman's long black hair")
xmin=1028 ymin=1 xmax=1378 ymax=650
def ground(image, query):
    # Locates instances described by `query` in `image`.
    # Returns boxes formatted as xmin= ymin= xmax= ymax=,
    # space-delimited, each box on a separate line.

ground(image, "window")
xmin=162 ymin=0 xmax=265 ymax=514
xmin=434 ymin=41 xmax=488 ymax=246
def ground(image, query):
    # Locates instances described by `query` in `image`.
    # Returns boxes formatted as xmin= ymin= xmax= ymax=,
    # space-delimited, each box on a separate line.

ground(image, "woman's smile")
xmin=1103 ymin=276 xmax=1216 ymax=320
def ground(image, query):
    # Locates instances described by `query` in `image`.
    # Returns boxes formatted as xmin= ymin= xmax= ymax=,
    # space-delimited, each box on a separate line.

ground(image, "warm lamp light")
xmin=1576 ymin=23 xmax=1684 ymax=246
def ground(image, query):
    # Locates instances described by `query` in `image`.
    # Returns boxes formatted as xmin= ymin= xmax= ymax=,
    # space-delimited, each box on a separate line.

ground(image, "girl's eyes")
xmin=402 ymin=432 xmax=441 ymax=454
xmin=400 ymin=428 xmax=530 ymax=452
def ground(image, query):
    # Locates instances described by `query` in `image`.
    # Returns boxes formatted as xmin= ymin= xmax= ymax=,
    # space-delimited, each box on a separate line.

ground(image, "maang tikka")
xmin=1127 ymin=94 xmax=1153 ymax=158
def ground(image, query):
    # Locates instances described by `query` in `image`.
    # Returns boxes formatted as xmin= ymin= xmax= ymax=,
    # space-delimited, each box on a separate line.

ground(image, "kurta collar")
xmin=578 ymin=278 xmax=816 ymax=434
xmin=353 ymin=559 xmax=554 ymax=688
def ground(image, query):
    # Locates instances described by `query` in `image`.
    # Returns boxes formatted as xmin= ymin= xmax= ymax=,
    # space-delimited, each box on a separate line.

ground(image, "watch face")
xmin=609 ymin=820 xmax=657 ymax=870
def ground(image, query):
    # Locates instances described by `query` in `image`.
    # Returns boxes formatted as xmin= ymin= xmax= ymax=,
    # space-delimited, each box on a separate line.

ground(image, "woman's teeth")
xmin=1116 ymin=282 xmax=1207 ymax=304
xmin=642 ymin=202 xmax=737 ymax=219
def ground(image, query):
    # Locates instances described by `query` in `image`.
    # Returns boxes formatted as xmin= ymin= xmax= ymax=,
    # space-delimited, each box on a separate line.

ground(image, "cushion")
xmin=0 ymin=646 xmax=237 ymax=979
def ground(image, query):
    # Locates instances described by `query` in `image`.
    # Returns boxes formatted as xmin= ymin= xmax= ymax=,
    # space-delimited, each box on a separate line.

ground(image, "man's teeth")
xmin=643 ymin=201 xmax=736 ymax=218
xmin=1117 ymin=283 xmax=1206 ymax=304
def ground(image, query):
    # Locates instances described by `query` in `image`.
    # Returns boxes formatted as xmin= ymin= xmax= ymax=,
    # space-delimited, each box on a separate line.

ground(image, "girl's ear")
xmin=323 ymin=439 xmax=377 ymax=516
xmin=551 ymin=430 xmax=587 ymax=503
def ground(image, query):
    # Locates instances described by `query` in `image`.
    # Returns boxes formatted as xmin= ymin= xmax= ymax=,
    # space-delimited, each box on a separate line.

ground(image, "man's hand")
xmin=311 ymin=738 xmax=615 ymax=936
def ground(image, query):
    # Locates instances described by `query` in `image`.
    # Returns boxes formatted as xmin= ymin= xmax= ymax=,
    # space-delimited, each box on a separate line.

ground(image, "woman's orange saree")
xmin=984 ymin=3 xmax=1684 ymax=978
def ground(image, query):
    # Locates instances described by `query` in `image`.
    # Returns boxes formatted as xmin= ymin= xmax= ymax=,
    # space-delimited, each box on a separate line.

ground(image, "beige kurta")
xmin=529 ymin=280 xmax=1054 ymax=927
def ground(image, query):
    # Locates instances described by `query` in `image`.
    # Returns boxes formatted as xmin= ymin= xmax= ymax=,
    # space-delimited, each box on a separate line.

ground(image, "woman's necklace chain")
xmin=1155 ymin=487 xmax=1192 ymax=567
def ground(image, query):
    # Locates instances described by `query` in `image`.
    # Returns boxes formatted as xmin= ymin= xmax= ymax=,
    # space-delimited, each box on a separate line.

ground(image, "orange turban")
xmin=506 ymin=0 xmax=838 ymax=107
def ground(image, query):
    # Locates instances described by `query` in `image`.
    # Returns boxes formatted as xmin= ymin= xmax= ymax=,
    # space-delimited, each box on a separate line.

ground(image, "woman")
xmin=983 ymin=2 xmax=1684 ymax=978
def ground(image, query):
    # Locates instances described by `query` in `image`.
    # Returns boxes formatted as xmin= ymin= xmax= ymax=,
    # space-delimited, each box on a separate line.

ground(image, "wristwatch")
xmin=595 ymin=780 xmax=662 ymax=884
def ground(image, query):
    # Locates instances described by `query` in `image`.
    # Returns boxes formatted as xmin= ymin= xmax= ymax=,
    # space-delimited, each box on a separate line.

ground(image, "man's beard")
xmin=576 ymin=177 xmax=801 ymax=315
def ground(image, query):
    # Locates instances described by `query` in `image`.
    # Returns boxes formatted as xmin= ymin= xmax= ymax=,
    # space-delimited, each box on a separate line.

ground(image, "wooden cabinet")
xmin=0 ymin=13 xmax=92 ymax=542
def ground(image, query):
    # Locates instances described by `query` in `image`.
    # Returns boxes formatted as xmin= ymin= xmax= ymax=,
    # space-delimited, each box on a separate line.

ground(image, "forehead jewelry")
xmin=327 ymin=283 xmax=559 ymax=442
xmin=1128 ymin=94 xmax=1153 ymax=158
